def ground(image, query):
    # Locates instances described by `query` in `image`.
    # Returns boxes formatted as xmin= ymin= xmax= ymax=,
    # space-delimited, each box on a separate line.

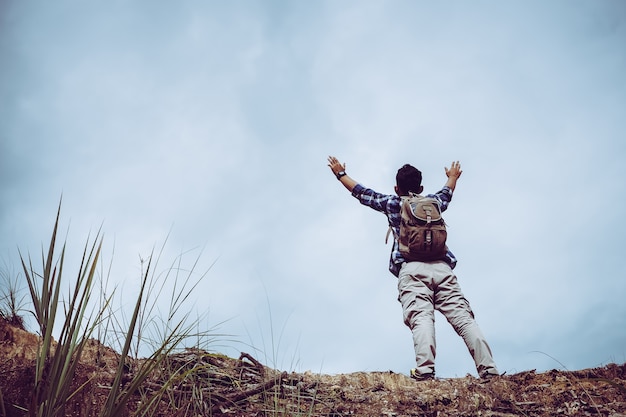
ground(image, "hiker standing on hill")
xmin=327 ymin=156 xmax=499 ymax=381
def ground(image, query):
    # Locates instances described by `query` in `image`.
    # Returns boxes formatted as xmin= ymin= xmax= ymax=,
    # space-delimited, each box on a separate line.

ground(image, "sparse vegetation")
xmin=0 ymin=202 xmax=221 ymax=416
xmin=0 ymin=259 xmax=26 ymax=330
xmin=0 ymin=203 xmax=625 ymax=416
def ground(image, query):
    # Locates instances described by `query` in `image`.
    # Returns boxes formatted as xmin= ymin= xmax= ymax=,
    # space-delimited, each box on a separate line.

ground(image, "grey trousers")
xmin=397 ymin=261 xmax=498 ymax=378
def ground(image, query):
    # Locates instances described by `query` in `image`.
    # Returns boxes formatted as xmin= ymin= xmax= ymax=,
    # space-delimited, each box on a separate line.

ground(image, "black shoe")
xmin=480 ymin=372 xmax=501 ymax=382
xmin=410 ymin=369 xmax=435 ymax=381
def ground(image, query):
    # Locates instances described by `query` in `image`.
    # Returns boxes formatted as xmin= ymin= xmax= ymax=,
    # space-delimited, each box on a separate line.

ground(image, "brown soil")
xmin=1 ymin=318 xmax=625 ymax=417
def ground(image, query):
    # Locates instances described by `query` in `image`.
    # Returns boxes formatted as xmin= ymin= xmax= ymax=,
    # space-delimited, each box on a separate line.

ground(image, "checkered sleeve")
xmin=428 ymin=186 xmax=453 ymax=212
xmin=351 ymin=184 xmax=399 ymax=214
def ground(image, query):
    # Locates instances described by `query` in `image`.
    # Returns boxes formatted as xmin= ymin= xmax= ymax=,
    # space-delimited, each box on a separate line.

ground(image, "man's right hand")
xmin=444 ymin=161 xmax=462 ymax=191
xmin=444 ymin=161 xmax=462 ymax=179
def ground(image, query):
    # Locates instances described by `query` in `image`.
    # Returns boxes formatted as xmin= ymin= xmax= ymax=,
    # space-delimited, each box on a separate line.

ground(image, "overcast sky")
xmin=1 ymin=0 xmax=625 ymax=378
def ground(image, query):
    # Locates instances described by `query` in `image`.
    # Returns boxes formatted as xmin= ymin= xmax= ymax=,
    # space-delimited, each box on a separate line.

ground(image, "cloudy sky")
xmin=1 ymin=0 xmax=625 ymax=378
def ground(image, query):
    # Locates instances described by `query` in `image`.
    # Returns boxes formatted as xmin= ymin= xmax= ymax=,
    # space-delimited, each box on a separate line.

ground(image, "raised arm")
xmin=327 ymin=156 xmax=358 ymax=192
xmin=443 ymin=161 xmax=463 ymax=192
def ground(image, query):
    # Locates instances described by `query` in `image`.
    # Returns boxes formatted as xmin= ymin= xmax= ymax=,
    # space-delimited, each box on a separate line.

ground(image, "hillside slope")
xmin=1 ymin=319 xmax=625 ymax=416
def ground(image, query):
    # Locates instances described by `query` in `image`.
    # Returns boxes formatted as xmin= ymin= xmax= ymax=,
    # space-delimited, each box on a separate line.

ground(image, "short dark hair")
xmin=396 ymin=164 xmax=422 ymax=196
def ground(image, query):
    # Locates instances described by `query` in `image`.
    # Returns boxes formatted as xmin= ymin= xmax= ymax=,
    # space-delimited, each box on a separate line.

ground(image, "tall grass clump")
xmin=20 ymin=202 xmax=109 ymax=417
xmin=98 ymin=244 xmax=214 ymax=417
xmin=16 ymin=201 xmax=215 ymax=417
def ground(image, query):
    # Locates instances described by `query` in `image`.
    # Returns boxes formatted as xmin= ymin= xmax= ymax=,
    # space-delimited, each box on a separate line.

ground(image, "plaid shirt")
xmin=351 ymin=183 xmax=458 ymax=277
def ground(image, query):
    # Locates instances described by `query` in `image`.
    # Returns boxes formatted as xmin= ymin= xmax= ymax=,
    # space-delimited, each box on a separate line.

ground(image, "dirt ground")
xmin=1 ymin=319 xmax=625 ymax=417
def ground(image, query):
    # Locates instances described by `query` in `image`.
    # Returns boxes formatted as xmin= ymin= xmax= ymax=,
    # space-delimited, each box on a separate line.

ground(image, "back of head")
xmin=396 ymin=164 xmax=422 ymax=196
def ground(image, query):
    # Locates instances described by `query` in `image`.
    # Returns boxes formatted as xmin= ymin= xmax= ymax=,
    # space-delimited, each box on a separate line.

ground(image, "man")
xmin=327 ymin=155 xmax=498 ymax=381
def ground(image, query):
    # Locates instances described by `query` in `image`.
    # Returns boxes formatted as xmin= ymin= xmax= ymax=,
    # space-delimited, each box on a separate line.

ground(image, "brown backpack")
xmin=396 ymin=194 xmax=448 ymax=262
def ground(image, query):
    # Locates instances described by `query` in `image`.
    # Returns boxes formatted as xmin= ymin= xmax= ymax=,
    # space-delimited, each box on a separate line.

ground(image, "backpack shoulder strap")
xmin=385 ymin=195 xmax=409 ymax=244
xmin=385 ymin=225 xmax=395 ymax=244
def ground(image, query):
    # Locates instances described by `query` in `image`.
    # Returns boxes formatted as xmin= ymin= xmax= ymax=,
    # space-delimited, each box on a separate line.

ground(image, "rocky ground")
xmin=1 ymin=319 xmax=625 ymax=416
